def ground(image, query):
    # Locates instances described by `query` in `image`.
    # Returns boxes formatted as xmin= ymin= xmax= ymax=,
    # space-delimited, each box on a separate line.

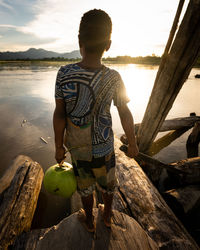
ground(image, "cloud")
xmin=0 ymin=0 xmax=13 ymax=10
xmin=0 ymin=24 xmax=19 ymax=29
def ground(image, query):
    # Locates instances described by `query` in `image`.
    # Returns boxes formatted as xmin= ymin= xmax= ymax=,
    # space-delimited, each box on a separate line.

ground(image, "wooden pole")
xmin=137 ymin=0 xmax=200 ymax=153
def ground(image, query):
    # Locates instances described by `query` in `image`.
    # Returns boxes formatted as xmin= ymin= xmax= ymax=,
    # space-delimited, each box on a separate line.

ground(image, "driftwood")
xmin=0 ymin=155 xmax=44 ymax=250
xmin=186 ymin=121 xmax=200 ymax=158
xmin=13 ymin=209 xmax=158 ymax=250
xmin=137 ymin=0 xmax=200 ymax=152
xmin=113 ymin=137 xmax=199 ymax=249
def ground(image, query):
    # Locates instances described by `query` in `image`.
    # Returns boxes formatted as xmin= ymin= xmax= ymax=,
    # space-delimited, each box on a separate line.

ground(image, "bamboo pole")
xmin=137 ymin=0 xmax=200 ymax=153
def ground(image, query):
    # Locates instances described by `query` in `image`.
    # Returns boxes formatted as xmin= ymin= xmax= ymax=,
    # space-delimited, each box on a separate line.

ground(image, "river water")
xmin=0 ymin=63 xmax=199 ymax=228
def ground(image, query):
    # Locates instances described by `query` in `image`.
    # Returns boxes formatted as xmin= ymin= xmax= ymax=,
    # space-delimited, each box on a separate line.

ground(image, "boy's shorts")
xmin=72 ymin=151 xmax=116 ymax=197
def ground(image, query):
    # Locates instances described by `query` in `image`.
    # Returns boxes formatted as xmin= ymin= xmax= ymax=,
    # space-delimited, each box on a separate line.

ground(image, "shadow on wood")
xmin=13 ymin=209 xmax=158 ymax=250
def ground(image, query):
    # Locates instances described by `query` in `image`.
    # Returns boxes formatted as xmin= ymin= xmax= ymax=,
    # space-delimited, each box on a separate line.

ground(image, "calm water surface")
xmin=0 ymin=63 xmax=199 ymax=228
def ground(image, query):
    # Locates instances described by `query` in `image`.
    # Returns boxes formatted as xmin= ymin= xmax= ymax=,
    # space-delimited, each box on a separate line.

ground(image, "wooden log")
xmin=137 ymin=0 xmax=200 ymax=153
xmin=113 ymin=137 xmax=199 ymax=249
xmin=164 ymin=185 xmax=200 ymax=215
xmin=13 ymin=209 xmax=158 ymax=250
xmin=169 ymin=157 xmax=200 ymax=186
xmin=163 ymin=185 xmax=200 ymax=246
xmin=0 ymin=155 xmax=31 ymax=194
xmin=0 ymin=155 xmax=44 ymax=250
xmin=186 ymin=121 xmax=200 ymax=158
xmin=120 ymin=144 xmax=185 ymax=184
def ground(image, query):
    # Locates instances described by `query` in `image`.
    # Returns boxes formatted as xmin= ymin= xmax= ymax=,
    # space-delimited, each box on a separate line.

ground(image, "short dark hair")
xmin=79 ymin=9 xmax=112 ymax=54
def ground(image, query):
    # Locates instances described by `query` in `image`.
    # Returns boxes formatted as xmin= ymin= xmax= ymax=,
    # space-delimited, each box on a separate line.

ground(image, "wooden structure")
xmin=121 ymin=115 xmax=200 ymax=156
xmin=137 ymin=0 xmax=200 ymax=153
xmin=0 ymin=149 xmax=198 ymax=249
xmin=0 ymin=156 xmax=43 ymax=250
xmin=131 ymin=116 xmax=200 ymax=134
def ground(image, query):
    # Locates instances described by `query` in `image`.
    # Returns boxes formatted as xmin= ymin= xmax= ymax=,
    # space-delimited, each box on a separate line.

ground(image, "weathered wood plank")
xmin=13 ymin=209 xmax=158 ymax=250
xmin=137 ymin=0 xmax=200 ymax=152
xmin=113 ymin=137 xmax=199 ymax=249
xmin=0 ymin=155 xmax=44 ymax=250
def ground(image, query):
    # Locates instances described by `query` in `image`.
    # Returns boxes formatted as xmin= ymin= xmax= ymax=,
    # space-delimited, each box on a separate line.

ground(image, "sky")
xmin=0 ymin=0 xmax=189 ymax=57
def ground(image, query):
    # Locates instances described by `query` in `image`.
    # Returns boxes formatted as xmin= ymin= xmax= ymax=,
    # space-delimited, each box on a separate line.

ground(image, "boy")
xmin=53 ymin=9 xmax=139 ymax=232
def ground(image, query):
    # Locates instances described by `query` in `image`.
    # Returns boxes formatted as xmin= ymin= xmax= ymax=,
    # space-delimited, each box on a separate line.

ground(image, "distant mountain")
xmin=0 ymin=48 xmax=81 ymax=60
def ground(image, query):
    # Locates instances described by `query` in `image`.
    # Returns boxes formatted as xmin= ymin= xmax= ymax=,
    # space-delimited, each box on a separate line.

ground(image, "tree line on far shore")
xmin=1 ymin=55 xmax=200 ymax=67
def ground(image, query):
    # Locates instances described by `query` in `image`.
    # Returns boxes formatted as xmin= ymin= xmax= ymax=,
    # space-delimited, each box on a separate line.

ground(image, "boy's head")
xmin=79 ymin=9 xmax=112 ymax=55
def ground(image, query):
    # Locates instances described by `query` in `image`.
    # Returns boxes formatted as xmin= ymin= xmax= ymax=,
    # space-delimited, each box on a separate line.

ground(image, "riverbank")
xmin=1 ymin=55 xmax=200 ymax=67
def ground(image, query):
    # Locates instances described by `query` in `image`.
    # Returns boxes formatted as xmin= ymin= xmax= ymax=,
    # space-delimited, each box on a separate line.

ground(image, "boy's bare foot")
xmin=98 ymin=203 xmax=112 ymax=227
xmin=77 ymin=208 xmax=96 ymax=233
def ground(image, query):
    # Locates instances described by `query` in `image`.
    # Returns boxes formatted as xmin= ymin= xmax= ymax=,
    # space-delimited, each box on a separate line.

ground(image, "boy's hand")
xmin=55 ymin=146 xmax=66 ymax=164
xmin=126 ymin=144 xmax=139 ymax=158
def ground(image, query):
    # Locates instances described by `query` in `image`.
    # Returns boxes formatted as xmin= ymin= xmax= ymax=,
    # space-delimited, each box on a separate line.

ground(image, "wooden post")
xmin=137 ymin=0 xmax=200 ymax=153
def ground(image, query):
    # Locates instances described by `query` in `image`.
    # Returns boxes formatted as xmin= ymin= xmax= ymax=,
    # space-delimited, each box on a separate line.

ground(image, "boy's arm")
xmin=117 ymin=104 xmax=139 ymax=158
xmin=53 ymin=99 xmax=66 ymax=163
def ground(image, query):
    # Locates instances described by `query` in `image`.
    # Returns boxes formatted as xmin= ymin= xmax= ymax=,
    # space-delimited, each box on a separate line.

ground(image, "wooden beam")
xmin=148 ymin=127 xmax=190 ymax=156
xmin=0 ymin=155 xmax=43 ymax=250
xmin=137 ymin=0 xmax=200 ymax=152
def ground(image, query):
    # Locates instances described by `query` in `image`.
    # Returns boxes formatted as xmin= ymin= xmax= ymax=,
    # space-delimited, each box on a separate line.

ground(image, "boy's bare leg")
xmin=100 ymin=192 xmax=113 ymax=226
xmin=79 ymin=193 xmax=95 ymax=232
